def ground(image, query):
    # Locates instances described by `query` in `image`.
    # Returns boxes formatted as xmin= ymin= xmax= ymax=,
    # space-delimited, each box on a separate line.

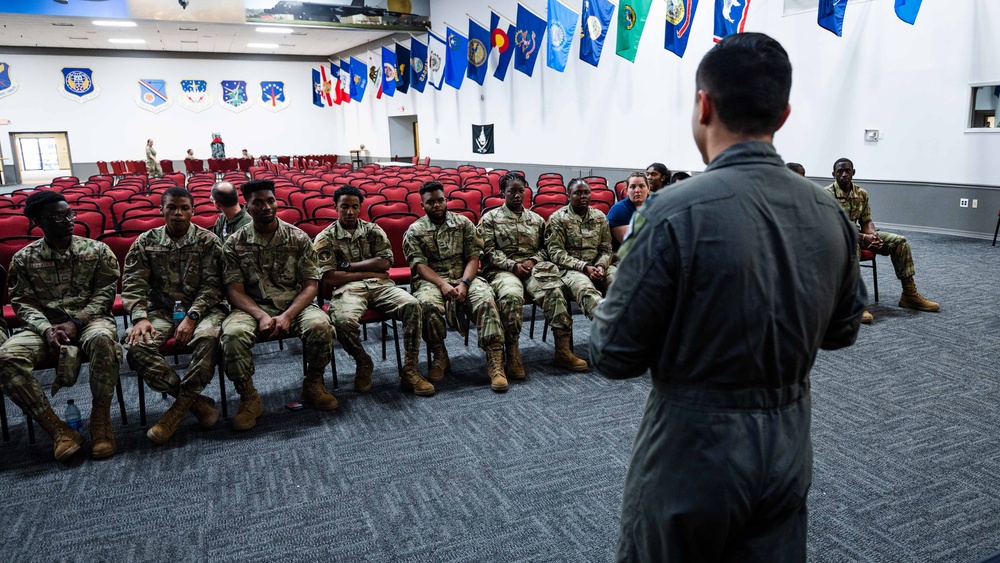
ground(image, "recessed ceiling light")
xmin=93 ymin=20 xmax=137 ymax=27
xmin=51 ymin=23 xmax=75 ymax=27
xmin=178 ymin=27 xmax=198 ymax=32
xmin=247 ymin=43 xmax=279 ymax=48
xmin=181 ymin=40 xmax=198 ymax=44
xmin=109 ymin=38 xmax=145 ymax=44
xmin=69 ymin=37 xmax=89 ymax=40
xmin=255 ymin=27 xmax=293 ymax=34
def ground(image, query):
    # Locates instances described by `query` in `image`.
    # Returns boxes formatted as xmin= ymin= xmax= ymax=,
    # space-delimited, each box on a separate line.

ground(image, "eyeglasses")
xmin=43 ymin=210 xmax=77 ymax=223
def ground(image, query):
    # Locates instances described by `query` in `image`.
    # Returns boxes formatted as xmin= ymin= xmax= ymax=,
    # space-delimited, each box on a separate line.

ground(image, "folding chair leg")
xmin=381 ymin=321 xmax=388 ymax=361
xmin=330 ymin=348 xmax=339 ymax=390
xmin=26 ymin=409 xmax=36 ymax=445
xmin=0 ymin=389 xmax=9 ymax=442
xmin=391 ymin=318 xmax=403 ymax=374
xmin=529 ymin=303 xmax=537 ymax=339
xmin=138 ymin=374 xmax=147 ymax=428
xmin=872 ymin=258 xmax=879 ymax=303
xmin=217 ymin=358 xmax=229 ymax=419
xmin=542 ymin=318 xmax=549 ymax=343
xmin=993 ymin=216 xmax=1000 ymax=246
xmin=116 ymin=381 xmax=128 ymax=426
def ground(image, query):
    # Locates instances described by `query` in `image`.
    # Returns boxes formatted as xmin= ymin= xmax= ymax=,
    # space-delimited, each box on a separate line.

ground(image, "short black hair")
xmin=786 ymin=162 xmax=806 ymax=174
xmin=211 ymin=181 xmax=239 ymax=207
xmin=833 ymin=157 xmax=853 ymax=169
xmin=161 ymin=186 xmax=194 ymax=206
xmin=23 ymin=191 xmax=66 ymax=221
xmin=647 ymin=162 xmax=670 ymax=177
xmin=499 ymin=171 xmax=527 ymax=193
xmin=566 ymin=178 xmax=590 ymax=195
xmin=419 ymin=180 xmax=445 ymax=196
xmin=334 ymin=185 xmax=364 ymax=205
xmin=696 ymin=32 xmax=792 ymax=136
xmin=240 ymin=179 xmax=275 ymax=202
xmin=669 ymin=171 xmax=692 ymax=184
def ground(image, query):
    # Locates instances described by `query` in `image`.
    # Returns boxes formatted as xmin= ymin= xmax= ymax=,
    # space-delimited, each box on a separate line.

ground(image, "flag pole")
xmin=518 ymin=2 xmax=546 ymax=20
xmin=442 ymin=22 xmax=469 ymax=37
xmin=554 ymin=0 xmax=580 ymax=15
xmin=466 ymin=14 xmax=489 ymax=28
xmin=488 ymin=6 xmax=515 ymax=24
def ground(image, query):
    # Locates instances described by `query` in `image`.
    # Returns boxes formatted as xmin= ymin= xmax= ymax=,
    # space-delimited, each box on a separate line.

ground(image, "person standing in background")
xmin=146 ymin=139 xmax=163 ymax=178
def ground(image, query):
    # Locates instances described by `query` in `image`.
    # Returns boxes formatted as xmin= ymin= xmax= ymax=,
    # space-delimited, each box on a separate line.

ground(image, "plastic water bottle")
xmin=173 ymin=300 xmax=185 ymax=328
xmin=65 ymin=399 xmax=82 ymax=431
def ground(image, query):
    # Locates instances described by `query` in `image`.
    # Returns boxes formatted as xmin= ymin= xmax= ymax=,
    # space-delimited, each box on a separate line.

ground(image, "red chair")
xmin=533 ymin=192 xmax=568 ymax=206
xmin=373 ymin=213 xmax=420 ymax=285
xmin=590 ymin=200 xmax=611 ymax=215
xmin=482 ymin=194 xmax=505 ymax=210
xmin=0 ymin=213 xmax=31 ymax=238
xmin=113 ymin=201 xmax=156 ymax=228
xmin=132 ymin=160 xmax=148 ymax=176
xmin=531 ymin=203 xmax=565 ymax=221
xmin=96 ymin=230 xmax=144 ymax=322
xmin=295 ymin=218 xmax=336 ymax=239
xmin=184 ymin=159 xmax=204 ymax=175
xmin=379 ymin=186 xmax=409 ymax=202
xmin=312 ymin=205 xmax=339 ymax=220
xmin=237 ymin=158 xmax=254 ymax=174
xmin=583 ymin=176 xmax=608 ymax=188
xmin=447 ymin=206 xmax=478 ymax=224
xmin=120 ymin=205 xmax=160 ymax=222
xmin=159 ymin=160 xmax=175 ymax=175
xmin=119 ymin=214 xmax=166 ymax=232
xmin=190 ymin=215 xmax=217 ymax=230
xmin=29 ymin=222 xmax=89 ymax=238
xmin=859 ymin=249 xmax=879 ymax=303
xmin=276 ymin=207 xmax=304 ymax=224
xmin=96 ymin=161 xmax=111 ymax=175
xmin=537 ymin=172 xmax=563 ymax=185
xmin=368 ymin=201 xmax=410 ymax=220
xmin=406 ymin=192 xmax=424 ymax=216
xmin=448 ymin=190 xmax=482 ymax=216
xmin=590 ymin=188 xmax=616 ymax=207
xmin=0 ymin=236 xmax=40 ymax=277
xmin=536 ymin=184 xmax=567 ymax=195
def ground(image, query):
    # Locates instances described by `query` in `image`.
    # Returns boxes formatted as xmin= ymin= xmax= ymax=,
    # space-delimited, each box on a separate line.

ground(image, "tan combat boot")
xmin=302 ymin=372 xmax=339 ymax=411
xmin=147 ymin=389 xmax=198 ymax=444
xmin=35 ymin=405 xmax=83 ymax=462
xmin=190 ymin=394 xmax=219 ymax=429
xmin=861 ymin=311 xmax=874 ymax=324
xmin=232 ymin=378 xmax=263 ymax=431
xmin=427 ymin=343 xmax=450 ymax=382
xmin=553 ymin=330 xmax=589 ymax=372
xmin=505 ymin=335 xmax=526 ymax=380
xmin=353 ymin=351 xmax=374 ymax=393
xmin=90 ymin=396 xmax=116 ymax=459
xmin=400 ymin=349 xmax=435 ymax=396
xmin=898 ymin=277 xmax=940 ymax=312
xmin=486 ymin=344 xmax=508 ymax=392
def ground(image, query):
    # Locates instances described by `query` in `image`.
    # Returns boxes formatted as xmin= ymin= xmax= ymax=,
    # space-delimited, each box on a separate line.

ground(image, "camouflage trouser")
xmin=0 ymin=316 xmax=121 ymax=418
xmin=125 ymin=308 xmax=226 ymax=395
xmin=220 ymin=304 xmax=334 ymax=384
xmin=488 ymin=264 xmax=572 ymax=336
xmin=560 ymin=265 xmax=617 ymax=320
xmin=412 ymin=277 xmax=504 ymax=350
xmin=863 ymin=231 xmax=915 ymax=280
xmin=327 ymin=278 xmax=421 ymax=359
xmin=146 ymin=158 xmax=163 ymax=178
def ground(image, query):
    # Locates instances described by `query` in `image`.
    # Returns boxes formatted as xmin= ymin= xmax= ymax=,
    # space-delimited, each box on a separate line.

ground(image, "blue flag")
xmin=381 ymin=45 xmax=397 ymax=97
xmin=395 ymin=43 xmax=410 ymax=93
xmin=410 ymin=37 xmax=428 ymax=92
xmin=664 ymin=0 xmax=699 ymax=58
xmin=579 ymin=0 xmax=614 ymax=67
xmin=818 ymin=0 xmax=847 ymax=36
xmin=493 ymin=12 xmax=516 ymax=82
xmin=894 ymin=0 xmax=921 ymax=25
xmin=514 ymin=3 xmax=547 ymax=77
xmin=350 ymin=56 xmax=368 ymax=102
xmin=468 ymin=18 xmax=491 ymax=85
xmin=445 ymin=27 xmax=468 ymax=90
xmin=713 ymin=0 xmax=751 ymax=42
xmin=339 ymin=59 xmax=352 ymax=103
xmin=546 ymin=0 xmax=578 ymax=72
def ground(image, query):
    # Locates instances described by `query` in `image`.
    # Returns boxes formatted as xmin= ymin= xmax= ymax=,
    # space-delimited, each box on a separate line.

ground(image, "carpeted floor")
xmin=0 ymin=229 xmax=997 ymax=562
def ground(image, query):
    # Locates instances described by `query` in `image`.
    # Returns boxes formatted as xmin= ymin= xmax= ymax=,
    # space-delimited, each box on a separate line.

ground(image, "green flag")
xmin=615 ymin=0 xmax=653 ymax=63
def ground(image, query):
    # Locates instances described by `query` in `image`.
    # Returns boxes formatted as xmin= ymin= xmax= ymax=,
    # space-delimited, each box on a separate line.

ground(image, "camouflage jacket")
xmin=825 ymin=183 xmax=872 ymax=225
xmin=478 ymin=205 xmax=547 ymax=274
xmin=223 ymin=219 xmax=321 ymax=310
xmin=313 ymin=219 xmax=393 ymax=275
xmin=545 ymin=205 xmax=613 ymax=272
xmin=403 ymin=212 xmax=483 ymax=281
xmin=8 ymin=236 xmax=119 ymax=335
xmin=213 ymin=208 xmax=252 ymax=241
xmin=122 ymin=224 xmax=225 ymax=323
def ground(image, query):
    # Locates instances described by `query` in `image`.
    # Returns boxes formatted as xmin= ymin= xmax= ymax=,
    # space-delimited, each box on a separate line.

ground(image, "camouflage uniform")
xmin=314 ymin=220 xmax=421 ymax=360
xmin=403 ymin=213 xmax=504 ymax=350
xmin=213 ymin=208 xmax=253 ymax=241
xmin=825 ymin=182 xmax=914 ymax=279
xmin=478 ymin=205 xmax=572 ymax=334
xmin=0 ymin=237 xmax=122 ymax=417
xmin=545 ymin=205 xmax=616 ymax=319
xmin=122 ymin=224 xmax=227 ymax=396
xmin=221 ymin=219 xmax=334 ymax=383
xmin=145 ymin=145 xmax=163 ymax=178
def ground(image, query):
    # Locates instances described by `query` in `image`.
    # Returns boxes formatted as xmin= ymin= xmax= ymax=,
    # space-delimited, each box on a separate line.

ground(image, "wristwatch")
xmin=186 ymin=311 xmax=200 ymax=321
xmin=460 ymin=277 xmax=472 ymax=287
xmin=340 ymin=261 xmax=351 ymax=271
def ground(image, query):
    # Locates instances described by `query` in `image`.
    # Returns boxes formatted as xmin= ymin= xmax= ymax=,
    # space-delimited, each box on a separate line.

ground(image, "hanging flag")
xmin=579 ymin=0 xmax=614 ymax=67
xmin=615 ymin=0 xmax=652 ymax=62
xmin=428 ymin=32 xmax=447 ymax=90
xmin=327 ymin=64 xmax=341 ymax=105
xmin=472 ymin=124 xmax=495 ymax=154
xmin=339 ymin=60 xmax=352 ymax=103
xmin=664 ymin=0 xmax=699 ymax=58
xmin=467 ymin=18 xmax=491 ymax=85
xmin=817 ymin=0 xmax=847 ymax=37
xmin=350 ymin=56 xmax=368 ymax=102
xmin=546 ymin=0 xmax=579 ymax=72
xmin=492 ymin=11 xmax=516 ymax=81
xmin=395 ymin=43 xmax=410 ymax=93
xmin=368 ymin=51 xmax=382 ymax=99
xmin=312 ymin=67 xmax=332 ymax=107
xmin=380 ymin=46 xmax=397 ymax=97
xmin=514 ymin=3 xmax=547 ymax=76
xmin=411 ymin=37 xmax=429 ymax=92
xmin=445 ymin=26 xmax=468 ymax=90
xmin=894 ymin=0 xmax=921 ymax=25
xmin=713 ymin=0 xmax=751 ymax=42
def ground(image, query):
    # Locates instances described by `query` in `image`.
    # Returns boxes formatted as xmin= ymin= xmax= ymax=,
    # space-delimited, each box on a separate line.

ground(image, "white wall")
xmin=0 ymin=53 xmax=344 ymax=167
xmin=335 ymin=0 xmax=1000 ymax=186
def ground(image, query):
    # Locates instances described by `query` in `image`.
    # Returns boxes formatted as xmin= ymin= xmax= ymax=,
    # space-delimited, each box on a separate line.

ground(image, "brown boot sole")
xmin=54 ymin=442 xmax=82 ymax=462
xmin=354 ymin=377 xmax=373 ymax=393
xmin=555 ymin=360 xmax=590 ymax=373
xmin=303 ymin=398 xmax=339 ymax=412
xmin=146 ymin=425 xmax=174 ymax=445
xmin=91 ymin=441 xmax=116 ymax=460
xmin=898 ymin=300 xmax=940 ymax=312
xmin=231 ymin=418 xmax=258 ymax=431
xmin=491 ymin=381 xmax=509 ymax=392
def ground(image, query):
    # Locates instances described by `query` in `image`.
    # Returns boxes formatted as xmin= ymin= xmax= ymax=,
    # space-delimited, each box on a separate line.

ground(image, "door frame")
xmin=8 ymin=131 xmax=73 ymax=185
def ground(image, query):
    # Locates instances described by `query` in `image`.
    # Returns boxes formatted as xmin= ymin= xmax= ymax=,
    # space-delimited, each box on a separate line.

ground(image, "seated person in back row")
xmin=826 ymin=157 xmax=939 ymax=324
xmin=607 ymin=171 xmax=650 ymax=247
xmin=211 ymin=180 xmax=252 ymax=241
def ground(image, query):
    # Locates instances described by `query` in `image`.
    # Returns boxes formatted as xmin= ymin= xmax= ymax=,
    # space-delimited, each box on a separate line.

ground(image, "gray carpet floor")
xmin=0 ymin=229 xmax=997 ymax=562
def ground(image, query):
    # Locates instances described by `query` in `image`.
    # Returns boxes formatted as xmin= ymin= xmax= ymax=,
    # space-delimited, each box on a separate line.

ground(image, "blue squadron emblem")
xmin=136 ymin=79 xmax=172 ymax=113
xmin=60 ymin=68 xmax=100 ymax=103
xmin=221 ymin=80 xmax=251 ymax=113
xmin=178 ymin=79 xmax=213 ymax=112
xmin=0 ymin=62 xmax=17 ymax=99
xmin=259 ymin=80 xmax=288 ymax=112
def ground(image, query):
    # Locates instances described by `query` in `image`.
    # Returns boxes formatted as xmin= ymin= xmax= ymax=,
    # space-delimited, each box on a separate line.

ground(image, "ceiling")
xmin=0 ymin=13 xmax=399 ymax=58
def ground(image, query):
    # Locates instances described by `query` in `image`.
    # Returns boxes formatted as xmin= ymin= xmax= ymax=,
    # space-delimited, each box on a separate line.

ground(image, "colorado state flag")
xmin=713 ymin=0 xmax=750 ymax=42
xmin=664 ymin=0 xmax=699 ymax=58
xmin=579 ymin=0 xmax=614 ymax=67
xmin=817 ymin=0 xmax=847 ymax=37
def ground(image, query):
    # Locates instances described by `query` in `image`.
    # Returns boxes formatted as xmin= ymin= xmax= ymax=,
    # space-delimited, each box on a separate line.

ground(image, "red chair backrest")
xmin=590 ymin=200 xmax=611 ymax=215
xmin=74 ymin=209 xmax=107 ymax=235
xmin=590 ymin=188 xmax=616 ymax=206
xmin=312 ymin=205 xmax=339 ymax=220
xmin=373 ymin=213 xmax=419 ymax=269
xmin=531 ymin=203 xmax=564 ymax=221
xmin=190 ymin=215 xmax=217 ymax=230
xmin=96 ymin=161 xmax=111 ymax=175
xmin=533 ymin=192 xmax=568 ymax=206
xmin=295 ymin=218 xmax=335 ymax=239
xmin=448 ymin=190 xmax=482 ymax=214
xmin=119 ymin=214 xmax=166 ymax=232
xmin=536 ymin=184 xmax=566 ymax=195
xmin=380 ymin=186 xmax=409 ymax=202
xmin=447 ymin=206 xmax=478 ymax=224
xmin=276 ymin=207 xmax=304 ymax=224
xmin=368 ymin=201 xmax=410 ymax=220
xmin=29 ymin=222 xmax=89 ymax=238
xmin=0 ymin=213 xmax=31 ymax=238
